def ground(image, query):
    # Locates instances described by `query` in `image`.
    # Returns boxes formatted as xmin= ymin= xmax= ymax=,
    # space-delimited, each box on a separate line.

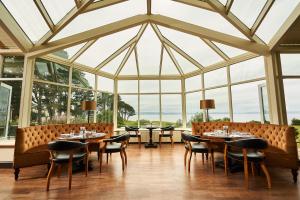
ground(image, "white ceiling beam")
xmin=147 ymin=0 xmax=152 ymax=15
xmin=96 ymin=23 xmax=147 ymax=70
xmin=70 ymin=39 xmax=96 ymax=62
xmin=152 ymin=23 xmax=203 ymax=70
xmin=117 ymin=75 xmax=181 ymax=80
xmin=74 ymin=0 xmax=81 ymax=8
xmin=0 ymin=49 xmax=23 ymax=55
xmin=149 ymin=15 xmax=269 ymax=55
xmin=151 ymin=23 xmax=184 ymax=75
xmin=0 ymin=2 xmax=33 ymax=52
xmin=202 ymin=38 xmax=230 ymax=60
xmin=207 ymin=0 xmax=265 ymax=44
xmin=172 ymin=0 xmax=215 ymax=12
xmin=225 ymin=0 xmax=234 ymax=14
xmin=27 ymin=15 xmax=148 ymax=58
xmin=134 ymin=47 xmax=140 ymax=77
xmin=269 ymin=3 xmax=300 ymax=50
xmin=82 ymin=0 xmax=127 ymax=13
xmin=33 ymin=0 xmax=55 ymax=32
xmin=159 ymin=45 xmax=164 ymax=76
xmin=251 ymin=0 xmax=275 ymax=35
xmin=36 ymin=0 xmax=94 ymax=45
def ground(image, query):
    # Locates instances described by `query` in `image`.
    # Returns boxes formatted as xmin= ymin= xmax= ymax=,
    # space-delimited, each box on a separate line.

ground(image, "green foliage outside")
xmin=291 ymin=118 xmax=300 ymax=143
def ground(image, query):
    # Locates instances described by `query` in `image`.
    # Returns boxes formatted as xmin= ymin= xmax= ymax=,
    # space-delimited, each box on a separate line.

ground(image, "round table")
xmin=58 ymin=132 xmax=106 ymax=143
xmin=145 ymin=126 xmax=159 ymax=148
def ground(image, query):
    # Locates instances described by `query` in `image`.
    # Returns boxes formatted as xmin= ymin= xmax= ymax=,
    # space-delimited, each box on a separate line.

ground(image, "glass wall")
xmin=0 ymin=56 xmax=24 ymax=138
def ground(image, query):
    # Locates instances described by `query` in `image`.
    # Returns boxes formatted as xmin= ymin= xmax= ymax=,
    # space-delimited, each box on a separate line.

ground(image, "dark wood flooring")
xmin=0 ymin=144 xmax=299 ymax=200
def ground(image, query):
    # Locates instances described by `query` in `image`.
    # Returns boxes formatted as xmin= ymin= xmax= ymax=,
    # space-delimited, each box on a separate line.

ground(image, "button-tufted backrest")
xmin=15 ymin=123 xmax=113 ymax=154
xmin=192 ymin=122 xmax=297 ymax=153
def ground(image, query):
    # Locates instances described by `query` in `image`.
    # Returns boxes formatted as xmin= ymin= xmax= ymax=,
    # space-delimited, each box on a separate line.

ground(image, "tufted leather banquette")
xmin=192 ymin=122 xmax=299 ymax=182
xmin=13 ymin=123 xmax=113 ymax=180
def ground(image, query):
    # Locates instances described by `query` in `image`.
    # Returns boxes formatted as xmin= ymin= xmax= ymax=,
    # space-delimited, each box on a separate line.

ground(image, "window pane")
xmin=72 ymin=70 xmax=95 ymax=89
xmin=231 ymin=0 xmax=267 ymax=28
xmin=161 ymin=94 xmax=182 ymax=127
xmin=185 ymin=75 xmax=202 ymax=92
xmin=232 ymin=81 xmax=265 ymax=122
xmin=41 ymin=0 xmax=75 ymax=24
xmin=140 ymin=80 xmax=159 ymax=93
xmin=118 ymin=80 xmax=138 ymax=93
xmin=119 ymin=51 xmax=138 ymax=75
xmin=35 ymin=58 xmax=69 ymax=84
xmin=2 ymin=56 xmax=24 ymax=78
xmin=213 ymin=42 xmax=246 ymax=58
xmin=140 ymin=95 xmax=159 ymax=126
xmin=204 ymin=68 xmax=227 ymax=88
xmin=186 ymin=92 xmax=202 ymax=128
xmin=205 ymin=87 xmax=229 ymax=121
xmin=137 ymin=26 xmax=161 ymax=75
xmin=97 ymin=92 xmax=114 ymax=123
xmin=161 ymin=80 xmax=181 ymax=93
xmin=0 ymin=81 xmax=22 ymax=137
xmin=118 ymin=95 xmax=138 ymax=127
xmin=161 ymin=49 xmax=180 ymax=75
xmin=54 ymin=43 xmax=87 ymax=59
xmin=153 ymin=0 xmax=247 ymax=39
xmin=284 ymin=79 xmax=300 ymax=125
xmin=101 ymin=50 xmax=127 ymax=75
xmin=98 ymin=76 xmax=114 ymax=93
xmin=257 ymin=0 xmax=300 ymax=43
xmin=2 ymin=0 xmax=49 ymax=42
xmin=70 ymin=88 xmax=95 ymax=123
xmin=171 ymin=49 xmax=199 ymax=74
xmin=230 ymin=57 xmax=265 ymax=83
xmin=281 ymin=54 xmax=300 ymax=75
xmin=31 ymin=83 xmax=68 ymax=125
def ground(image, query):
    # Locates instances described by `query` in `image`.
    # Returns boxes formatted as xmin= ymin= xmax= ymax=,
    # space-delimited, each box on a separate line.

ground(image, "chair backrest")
xmin=161 ymin=126 xmax=175 ymax=131
xmin=125 ymin=126 xmax=139 ymax=132
xmin=181 ymin=132 xmax=201 ymax=142
xmin=48 ymin=140 xmax=86 ymax=152
xmin=227 ymin=138 xmax=268 ymax=150
xmin=111 ymin=133 xmax=130 ymax=143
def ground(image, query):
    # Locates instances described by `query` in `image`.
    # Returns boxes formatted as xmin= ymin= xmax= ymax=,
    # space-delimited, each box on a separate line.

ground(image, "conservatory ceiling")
xmin=0 ymin=0 xmax=300 ymax=78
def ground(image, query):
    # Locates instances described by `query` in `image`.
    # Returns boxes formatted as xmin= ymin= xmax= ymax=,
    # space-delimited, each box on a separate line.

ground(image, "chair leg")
xmin=99 ymin=150 xmax=103 ymax=173
xmin=188 ymin=151 xmax=192 ymax=173
xmin=138 ymin=136 xmax=141 ymax=148
xmin=170 ymin=136 xmax=174 ymax=147
xmin=224 ymin=153 xmax=228 ymax=176
xmin=14 ymin=168 xmax=20 ymax=181
xmin=85 ymin=154 xmax=88 ymax=177
xmin=159 ymin=135 xmax=162 ymax=147
xmin=123 ymin=149 xmax=127 ymax=166
xmin=291 ymin=169 xmax=298 ymax=183
xmin=202 ymin=153 xmax=204 ymax=165
xmin=120 ymin=151 xmax=125 ymax=171
xmin=68 ymin=157 xmax=73 ymax=190
xmin=46 ymin=161 xmax=55 ymax=191
xmin=243 ymin=159 xmax=249 ymax=189
xmin=106 ymin=153 xmax=109 ymax=164
xmin=251 ymin=162 xmax=255 ymax=176
xmin=57 ymin=164 xmax=62 ymax=178
xmin=184 ymin=149 xmax=188 ymax=167
xmin=260 ymin=162 xmax=271 ymax=189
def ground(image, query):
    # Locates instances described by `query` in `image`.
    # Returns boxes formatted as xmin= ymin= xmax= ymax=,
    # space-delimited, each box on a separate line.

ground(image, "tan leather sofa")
xmin=192 ymin=122 xmax=299 ymax=183
xmin=13 ymin=123 xmax=113 ymax=180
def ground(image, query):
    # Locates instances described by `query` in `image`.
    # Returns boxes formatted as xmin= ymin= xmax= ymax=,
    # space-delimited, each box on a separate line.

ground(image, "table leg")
xmin=145 ymin=129 xmax=158 ymax=148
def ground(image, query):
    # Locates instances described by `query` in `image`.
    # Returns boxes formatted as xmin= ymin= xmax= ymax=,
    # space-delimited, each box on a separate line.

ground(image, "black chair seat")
xmin=228 ymin=151 xmax=265 ymax=162
xmin=105 ymin=143 xmax=122 ymax=153
xmin=159 ymin=133 xmax=172 ymax=137
xmin=53 ymin=152 xmax=86 ymax=163
xmin=185 ymin=143 xmax=209 ymax=153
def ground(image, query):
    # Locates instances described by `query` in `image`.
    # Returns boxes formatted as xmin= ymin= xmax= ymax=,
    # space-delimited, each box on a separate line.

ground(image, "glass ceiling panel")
xmin=161 ymin=49 xmax=180 ymax=75
xmin=219 ymin=0 xmax=227 ymax=5
xmin=76 ymin=26 xmax=140 ymax=67
xmin=56 ymin=43 xmax=87 ymax=59
xmin=119 ymin=51 xmax=138 ymax=76
xmin=137 ymin=26 xmax=161 ymax=75
xmin=52 ymin=0 xmax=145 ymax=40
xmin=212 ymin=42 xmax=247 ymax=58
xmin=152 ymin=0 xmax=247 ymax=39
xmin=170 ymin=49 xmax=199 ymax=74
xmin=256 ymin=0 xmax=300 ymax=43
xmin=2 ymin=0 xmax=49 ymax=42
xmin=41 ymin=0 xmax=75 ymax=24
xmin=98 ymin=76 xmax=113 ymax=93
xmin=231 ymin=0 xmax=267 ymax=28
xmin=101 ymin=50 xmax=127 ymax=75
xmin=158 ymin=26 xmax=223 ymax=66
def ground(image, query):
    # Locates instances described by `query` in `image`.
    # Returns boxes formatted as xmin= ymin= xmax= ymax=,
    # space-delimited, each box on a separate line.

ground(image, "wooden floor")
xmin=0 ymin=144 xmax=299 ymax=200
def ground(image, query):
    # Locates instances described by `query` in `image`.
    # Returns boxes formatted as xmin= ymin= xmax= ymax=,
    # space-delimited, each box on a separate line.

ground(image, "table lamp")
xmin=81 ymin=100 xmax=96 ymax=123
xmin=200 ymin=99 xmax=215 ymax=122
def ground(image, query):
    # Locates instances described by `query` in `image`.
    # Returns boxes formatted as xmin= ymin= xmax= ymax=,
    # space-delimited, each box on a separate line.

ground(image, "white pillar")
xmin=0 ymin=55 xmax=4 ymax=77
xmin=181 ymin=78 xmax=187 ymax=128
xmin=19 ymin=56 xmax=35 ymax=127
xmin=264 ymin=53 xmax=287 ymax=125
xmin=113 ymin=79 xmax=118 ymax=130
xmin=66 ymin=66 xmax=72 ymax=124
xmin=227 ymin=65 xmax=234 ymax=122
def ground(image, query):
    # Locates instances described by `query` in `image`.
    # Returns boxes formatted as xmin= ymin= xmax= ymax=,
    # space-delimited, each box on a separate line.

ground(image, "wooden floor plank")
xmin=0 ymin=144 xmax=299 ymax=200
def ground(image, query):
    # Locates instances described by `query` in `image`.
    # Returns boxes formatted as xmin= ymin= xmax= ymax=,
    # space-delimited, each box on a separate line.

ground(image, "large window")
xmin=161 ymin=94 xmax=182 ymax=127
xmin=186 ymin=92 xmax=202 ymax=127
xmin=205 ymin=87 xmax=229 ymax=121
xmin=140 ymin=95 xmax=160 ymax=126
xmin=97 ymin=92 xmax=114 ymax=123
xmin=118 ymin=95 xmax=138 ymax=127
xmin=72 ymin=70 xmax=95 ymax=89
xmin=204 ymin=68 xmax=227 ymax=88
xmin=1 ymin=56 xmax=24 ymax=78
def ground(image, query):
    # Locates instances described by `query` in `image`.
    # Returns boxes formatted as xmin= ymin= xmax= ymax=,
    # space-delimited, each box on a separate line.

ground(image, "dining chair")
xmin=46 ymin=140 xmax=89 ymax=191
xmin=159 ymin=126 xmax=175 ymax=147
xmin=125 ymin=126 xmax=141 ymax=148
xmin=224 ymin=138 xmax=271 ymax=189
xmin=181 ymin=132 xmax=215 ymax=173
xmin=99 ymin=133 xmax=130 ymax=172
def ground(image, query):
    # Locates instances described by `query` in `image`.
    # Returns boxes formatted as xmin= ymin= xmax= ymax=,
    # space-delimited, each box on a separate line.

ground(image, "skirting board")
xmin=0 ymin=162 xmax=13 ymax=169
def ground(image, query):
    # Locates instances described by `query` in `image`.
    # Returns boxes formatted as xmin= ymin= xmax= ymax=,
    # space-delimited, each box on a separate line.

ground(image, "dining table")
xmin=145 ymin=125 xmax=159 ymax=148
xmin=202 ymin=130 xmax=255 ymax=173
